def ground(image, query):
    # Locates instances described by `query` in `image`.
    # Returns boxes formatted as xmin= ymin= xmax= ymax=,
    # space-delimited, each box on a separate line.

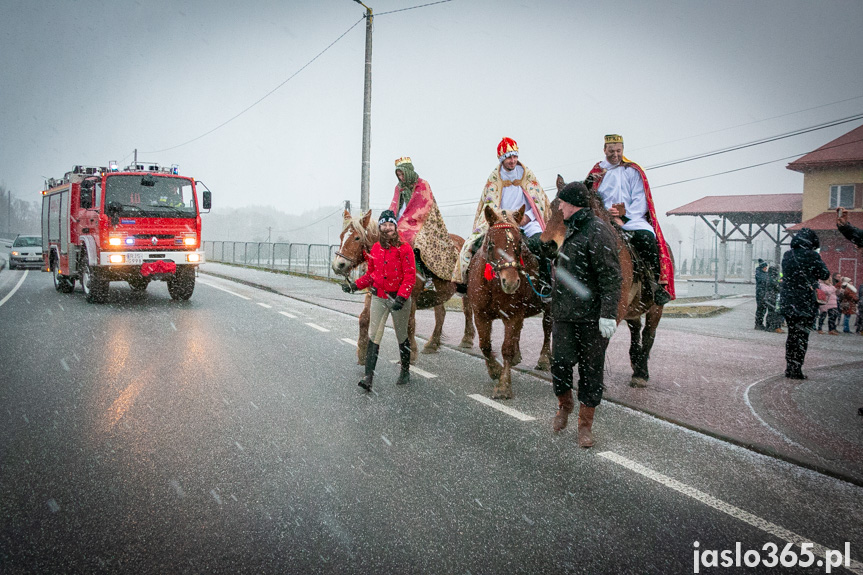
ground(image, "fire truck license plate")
xmin=127 ymin=253 xmax=143 ymax=265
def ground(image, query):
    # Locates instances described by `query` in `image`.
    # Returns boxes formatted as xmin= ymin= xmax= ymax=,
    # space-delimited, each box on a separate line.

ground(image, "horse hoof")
xmin=491 ymin=389 xmax=512 ymax=400
xmin=459 ymin=338 xmax=474 ymax=349
xmin=421 ymin=342 xmax=440 ymax=354
xmin=534 ymin=357 xmax=551 ymax=371
xmin=630 ymin=377 xmax=648 ymax=388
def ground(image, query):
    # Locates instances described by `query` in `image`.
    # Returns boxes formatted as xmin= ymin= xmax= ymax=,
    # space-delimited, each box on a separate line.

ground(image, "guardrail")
xmin=203 ymin=241 xmax=345 ymax=280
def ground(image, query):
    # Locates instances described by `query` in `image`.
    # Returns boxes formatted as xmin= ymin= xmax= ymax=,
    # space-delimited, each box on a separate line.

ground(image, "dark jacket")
xmin=355 ymin=241 xmax=416 ymax=300
xmin=838 ymin=221 xmax=863 ymax=248
xmin=755 ymin=264 xmax=768 ymax=302
xmin=780 ymin=228 xmax=830 ymax=319
xmin=551 ymin=208 xmax=621 ymax=322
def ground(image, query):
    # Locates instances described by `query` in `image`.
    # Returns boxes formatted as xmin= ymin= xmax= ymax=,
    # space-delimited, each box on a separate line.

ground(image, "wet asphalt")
xmin=0 ymin=268 xmax=861 ymax=574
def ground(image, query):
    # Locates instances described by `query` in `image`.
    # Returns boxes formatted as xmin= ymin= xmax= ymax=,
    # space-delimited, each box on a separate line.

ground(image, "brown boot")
xmin=577 ymin=404 xmax=596 ymax=448
xmin=552 ymin=389 xmax=575 ymax=432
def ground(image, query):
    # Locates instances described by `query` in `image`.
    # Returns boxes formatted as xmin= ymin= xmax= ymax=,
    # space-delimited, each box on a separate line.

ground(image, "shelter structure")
xmin=786 ymin=123 xmax=863 ymax=285
xmin=667 ymin=194 xmax=802 ymax=282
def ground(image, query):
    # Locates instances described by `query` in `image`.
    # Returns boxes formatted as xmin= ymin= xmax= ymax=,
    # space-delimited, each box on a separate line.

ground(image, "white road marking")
xmin=197 ymin=279 xmax=251 ymax=300
xmin=0 ymin=270 xmax=28 ymax=308
xmin=256 ymin=303 xmax=272 ymax=308
xmin=467 ymin=394 xmax=536 ymax=421
xmin=341 ymin=338 xmax=357 ymax=345
xmin=279 ymin=311 xmax=297 ymax=319
xmin=598 ymin=451 xmax=863 ymax=574
xmin=388 ymin=360 xmax=437 ymax=379
xmin=305 ymin=322 xmax=330 ymax=332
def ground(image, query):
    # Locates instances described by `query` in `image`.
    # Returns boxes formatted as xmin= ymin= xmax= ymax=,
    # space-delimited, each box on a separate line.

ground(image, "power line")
xmin=144 ymin=17 xmax=365 ymax=154
xmin=645 ymin=113 xmax=863 ymax=170
xmin=652 ymin=137 xmax=863 ymax=189
xmin=376 ymin=0 xmax=454 ymax=16
xmin=283 ymin=208 xmax=344 ymax=233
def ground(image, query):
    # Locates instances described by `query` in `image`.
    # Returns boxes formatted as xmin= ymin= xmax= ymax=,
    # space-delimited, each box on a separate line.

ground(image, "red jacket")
xmin=355 ymin=241 xmax=416 ymax=300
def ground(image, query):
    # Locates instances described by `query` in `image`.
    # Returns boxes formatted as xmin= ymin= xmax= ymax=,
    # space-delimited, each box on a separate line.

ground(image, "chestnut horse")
xmin=331 ymin=209 xmax=475 ymax=364
xmin=467 ymin=205 xmax=552 ymax=399
xmin=541 ymin=176 xmax=670 ymax=387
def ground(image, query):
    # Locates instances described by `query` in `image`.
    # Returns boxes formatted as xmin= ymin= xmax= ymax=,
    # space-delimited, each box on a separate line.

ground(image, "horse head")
xmin=331 ymin=209 xmax=377 ymax=277
xmin=483 ymin=204 xmax=525 ymax=294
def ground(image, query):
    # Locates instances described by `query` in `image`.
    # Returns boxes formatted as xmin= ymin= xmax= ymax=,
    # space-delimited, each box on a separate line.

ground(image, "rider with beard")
xmin=343 ymin=210 xmax=416 ymax=391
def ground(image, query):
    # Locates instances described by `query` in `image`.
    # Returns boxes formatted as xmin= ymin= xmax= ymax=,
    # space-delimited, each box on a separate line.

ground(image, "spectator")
xmin=754 ymin=259 xmax=769 ymax=330
xmin=816 ymin=278 xmax=839 ymax=335
xmin=764 ymin=264 xmax=783 ymax=333
xmin=780 ymin=228 xmax=830 ymax=380
xmin=837 ymin=277 xmax=858 ymax=333
xmin=835 ymin=208 xmax=863 ymax=416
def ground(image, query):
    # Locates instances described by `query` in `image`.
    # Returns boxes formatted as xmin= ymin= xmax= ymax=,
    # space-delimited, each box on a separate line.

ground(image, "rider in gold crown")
xmin=389 ymin=157 xmax=456 ymax=292
xmin=585 ymin=134 xmax=674 ymax=305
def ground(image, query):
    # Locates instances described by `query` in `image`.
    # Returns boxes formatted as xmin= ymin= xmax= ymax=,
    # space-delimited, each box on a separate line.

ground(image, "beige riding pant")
xmin=369 ymin=295 xmax=411 ymax=345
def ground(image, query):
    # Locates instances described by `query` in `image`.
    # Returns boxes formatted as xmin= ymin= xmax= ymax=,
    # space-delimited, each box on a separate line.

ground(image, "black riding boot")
xmin=396 ymin=340 xmax=411 ymax=385
xmin=359 ymin=341 xmax=379 ymax=391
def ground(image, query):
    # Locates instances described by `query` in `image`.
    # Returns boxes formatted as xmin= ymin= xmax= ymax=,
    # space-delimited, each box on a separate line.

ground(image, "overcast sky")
xmin=2 ymin=0 xmax=862 ymax=242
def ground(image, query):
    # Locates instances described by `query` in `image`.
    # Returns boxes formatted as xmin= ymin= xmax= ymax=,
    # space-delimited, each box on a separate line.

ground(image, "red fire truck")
xmin=41 ymin=162 xmax=211 ymax=303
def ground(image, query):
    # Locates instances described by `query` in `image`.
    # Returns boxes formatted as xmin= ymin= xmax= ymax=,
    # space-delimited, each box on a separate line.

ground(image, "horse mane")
xmin=343 ymin=212 xmax=379 ymax=247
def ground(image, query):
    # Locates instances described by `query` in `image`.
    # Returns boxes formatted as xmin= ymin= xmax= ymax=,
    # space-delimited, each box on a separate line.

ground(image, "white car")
xmin=7 ymin=235 xmax=44 ymax=270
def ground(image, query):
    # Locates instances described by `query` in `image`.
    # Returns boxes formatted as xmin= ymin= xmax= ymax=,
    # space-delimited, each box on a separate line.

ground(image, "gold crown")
xmin=394 ymin=156 xmax=412 ymax=167
xmin=604 ymin=134 xmax=624 ymax=144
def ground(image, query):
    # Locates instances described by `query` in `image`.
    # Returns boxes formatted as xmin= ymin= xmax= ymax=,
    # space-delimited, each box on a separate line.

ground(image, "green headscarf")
xmin=396 ymin=162 xmax=419 ymax=211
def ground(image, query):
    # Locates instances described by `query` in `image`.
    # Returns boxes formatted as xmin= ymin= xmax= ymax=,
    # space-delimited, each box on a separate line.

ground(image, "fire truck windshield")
xmin=105 ymin=175 xmax=196 ymax=217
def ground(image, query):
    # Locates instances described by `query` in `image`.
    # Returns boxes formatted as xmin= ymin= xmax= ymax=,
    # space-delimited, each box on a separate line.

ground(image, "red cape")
xmin=588 ymin=160 xmax=676 ymax=300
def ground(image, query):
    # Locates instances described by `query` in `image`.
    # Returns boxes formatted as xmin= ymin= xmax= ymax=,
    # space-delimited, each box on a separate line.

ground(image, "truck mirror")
xmin=202 ymin=191 xmax=211 ymax=210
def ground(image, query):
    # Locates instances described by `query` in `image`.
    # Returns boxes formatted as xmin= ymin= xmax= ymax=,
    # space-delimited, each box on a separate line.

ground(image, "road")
xmin=1 ymin=269 xmax=861 ymax=574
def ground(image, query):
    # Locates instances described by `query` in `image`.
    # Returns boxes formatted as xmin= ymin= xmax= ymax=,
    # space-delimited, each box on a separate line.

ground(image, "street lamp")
xmin=713 ymin=218 xmax=720 ymax=296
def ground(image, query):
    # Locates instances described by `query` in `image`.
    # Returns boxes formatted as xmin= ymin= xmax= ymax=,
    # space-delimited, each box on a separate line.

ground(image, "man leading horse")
xmin=585 ymin=134 xmax=674 ymax=305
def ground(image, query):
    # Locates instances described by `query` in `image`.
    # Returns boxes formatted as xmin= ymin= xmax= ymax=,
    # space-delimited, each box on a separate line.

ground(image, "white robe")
xmin=597 ymin=160 xmax=654 ymax=235
xmin=499 ymin=165 xmax=542 ymax=237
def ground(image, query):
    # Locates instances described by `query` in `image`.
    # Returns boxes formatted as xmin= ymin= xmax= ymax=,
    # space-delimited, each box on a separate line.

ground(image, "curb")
xmin=200 ymin=268 xmax=863 ymax=488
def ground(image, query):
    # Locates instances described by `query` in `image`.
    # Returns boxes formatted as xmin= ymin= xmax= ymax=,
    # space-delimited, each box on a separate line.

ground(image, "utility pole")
xmin=355 ymin=1 xmax=373 ymax=213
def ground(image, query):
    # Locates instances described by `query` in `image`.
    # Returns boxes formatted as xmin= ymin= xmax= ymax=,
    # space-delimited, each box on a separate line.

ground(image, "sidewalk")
xmin=199 ymin=263 xmax=863 ymax=486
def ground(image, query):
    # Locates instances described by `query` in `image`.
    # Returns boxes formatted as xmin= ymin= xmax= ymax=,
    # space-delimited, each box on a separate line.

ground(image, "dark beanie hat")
xmin=557 ymin=181 xmax=590 ymax=208
xmin=378 ymin=210 xmax=398 ymax=226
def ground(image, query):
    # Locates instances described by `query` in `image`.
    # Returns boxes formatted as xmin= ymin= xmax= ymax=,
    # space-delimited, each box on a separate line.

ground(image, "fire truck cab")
xmin=42 ymin=162 xmax=211 ymax=303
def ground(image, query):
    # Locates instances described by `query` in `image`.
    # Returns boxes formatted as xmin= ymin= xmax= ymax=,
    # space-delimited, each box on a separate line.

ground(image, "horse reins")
xmin=485 ymin=221 xmax=523 ymax=274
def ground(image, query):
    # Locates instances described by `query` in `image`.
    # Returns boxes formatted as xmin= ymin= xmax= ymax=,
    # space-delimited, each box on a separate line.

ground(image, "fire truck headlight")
xmin=109 ymin=237 xmax=123 ymax=246
xmin=109 ymin=254 xmax=125 ymax=264
xmin=187 ymin=253 xmax=201 ymax=263
xmin=184 ymin=237 xmax=197 ymax=246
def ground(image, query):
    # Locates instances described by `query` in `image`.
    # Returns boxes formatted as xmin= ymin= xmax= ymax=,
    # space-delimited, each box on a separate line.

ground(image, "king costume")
xmin=389 ymin=157 xmax=457 ymax=282
xmin=586 ymin=134 xmax=675 ymax=301
xmin=452 ymin=138 xmax=551 ymax=285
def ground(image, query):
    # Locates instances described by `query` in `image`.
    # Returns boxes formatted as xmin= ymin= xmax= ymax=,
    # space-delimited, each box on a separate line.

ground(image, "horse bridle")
xmin=485 ymin=221 xmax=523 ymax=274
xmin=334 ymin=223 xmax=370 ymax=270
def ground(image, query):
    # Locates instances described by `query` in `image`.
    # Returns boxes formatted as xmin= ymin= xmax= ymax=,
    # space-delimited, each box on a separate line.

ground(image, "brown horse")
xmin=467 ymin=205 xmax=552 ymax=399
xmin=541 ymin=176 xmax=669 ymax=387
xmin=331 ymin=209 xmax=475 ymax=364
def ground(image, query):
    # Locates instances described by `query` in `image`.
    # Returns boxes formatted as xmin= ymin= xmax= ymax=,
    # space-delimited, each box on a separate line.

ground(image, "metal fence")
xmin=203 ymin=241 xmax=344 ymax=279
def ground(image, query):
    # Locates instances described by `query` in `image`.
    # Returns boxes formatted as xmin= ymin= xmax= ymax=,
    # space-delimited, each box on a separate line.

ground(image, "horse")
xmin=466 ymin=205 xmax=552 ymax=399
xmin=541 ymin=176 xmax=670 ymax=387
xmin=331 ymin=209 xmax=475 ymax=365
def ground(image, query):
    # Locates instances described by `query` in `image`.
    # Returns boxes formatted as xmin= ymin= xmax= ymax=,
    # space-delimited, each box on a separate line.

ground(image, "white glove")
xmin=598 ymin=317 xmax=617 ymax=339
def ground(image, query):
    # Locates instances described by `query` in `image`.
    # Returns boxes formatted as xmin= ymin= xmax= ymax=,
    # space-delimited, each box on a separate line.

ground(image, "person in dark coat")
xmin=343 ymin=210 xmax=416 ymax=391
xmin=780 ymin=228 xmax=830 ymax=379
xmin=754 ymin=259 xmax=769 ymax=330
xmin=764 ymin=264 xmax=783 ymax=332
xmin=549 ymin=181 xmax=621 ymax=448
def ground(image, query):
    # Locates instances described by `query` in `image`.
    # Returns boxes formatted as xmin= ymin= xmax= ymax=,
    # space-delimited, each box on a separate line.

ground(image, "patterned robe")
xmin=388 ymin=178 xmax=457 ymax=280
xmin=587 ymin=157 xmax=676 ymax=300
xmin=451 ymin=162 xmax=549 ymax=283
